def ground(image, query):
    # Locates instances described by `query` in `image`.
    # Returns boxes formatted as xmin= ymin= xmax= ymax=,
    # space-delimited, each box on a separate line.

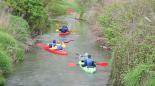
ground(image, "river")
xmin=5 ymin=15 xmax=111 ymax=86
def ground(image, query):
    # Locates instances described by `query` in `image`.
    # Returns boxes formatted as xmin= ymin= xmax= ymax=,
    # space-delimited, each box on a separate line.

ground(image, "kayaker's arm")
xmin=79 ymin=55 xmax=84 ymax=60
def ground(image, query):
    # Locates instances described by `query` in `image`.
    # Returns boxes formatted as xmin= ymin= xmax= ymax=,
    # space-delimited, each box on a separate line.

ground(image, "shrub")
xmin=0 ymin=75 xmax=5 ymax=86
xmin=0 ymin=50 xmax=12 ymax=74
xmin=98 ymin=0 xmax=155 ymax=86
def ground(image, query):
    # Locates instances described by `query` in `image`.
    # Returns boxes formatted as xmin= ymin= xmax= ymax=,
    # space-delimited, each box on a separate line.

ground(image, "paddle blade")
xmin=64 ymin=40 xmax=74 ymax=43
xmin=96 ymin=62 xmax=109 ymax=67
xmin=36 ymin=43 xmax=46 ymax=47
xmin=74 ymin=52 xmax=80 ymax=55
xmin=67 ymin=63 xmax=77 ymax=67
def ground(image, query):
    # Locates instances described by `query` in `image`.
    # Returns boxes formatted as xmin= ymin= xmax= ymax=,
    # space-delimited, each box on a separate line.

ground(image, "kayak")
xmin=45 ymin=47 xmax=68 ymax=55
xmin=59 ymin=31 xmax=70 ymax=36
xmin=78 ymin=61 xmax=96 ymax=74
xmin=37 ymin=43 xmax=68 ymax=55
xmin=49 ymin=44 xmax=66 ymax=49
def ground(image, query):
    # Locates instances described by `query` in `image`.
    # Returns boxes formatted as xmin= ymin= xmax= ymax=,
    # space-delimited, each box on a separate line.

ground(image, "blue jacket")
xmin=57 ymin=45 xmax=63 ymax=50
xmin=49 ymin=43 xmax=56 ymax=48
xmin=84 ymin=58 xmax=93 ymax=67
xmin=60 ymin=26 xmax=68 ymax=33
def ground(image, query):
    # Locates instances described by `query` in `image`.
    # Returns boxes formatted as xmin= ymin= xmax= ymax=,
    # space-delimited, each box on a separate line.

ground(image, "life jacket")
xmin=56 ymin=44 xmax=63 ymax=50
xmin=60 ymin=26 xmax=68 ymax=33
xmin=60 ymin=29 xmax=66 ymax=33
xmin=84 ymin=58 xmax=93 ymax=67
xmin=49 ymin=43 xmax=56 ymax=48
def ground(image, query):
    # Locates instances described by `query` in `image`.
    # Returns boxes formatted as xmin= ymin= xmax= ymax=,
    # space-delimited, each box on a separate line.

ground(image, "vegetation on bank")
xmin=98 ymin=0 xmax=155 ymax=86
xmin=0 ymin=0 xmax=70 ymax=85
xmin=69 ymin=0 xmax=98 ymax=19
xmin=0 ymin=12 xmax=28 ymax=85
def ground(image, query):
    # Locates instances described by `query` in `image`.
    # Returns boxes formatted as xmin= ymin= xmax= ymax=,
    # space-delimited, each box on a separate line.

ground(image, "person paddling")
xmin=49 ymin=40 xmax=57 ymax=48
xmin=56 ymin=41 xmax=64 ymax=50
xmin=82 ymin=55 xmax=96 ymax=68
xmin=59 ymin=25 xmax=69 ymax=33
xmin=79 ymin=52 xmax=88 ymax=61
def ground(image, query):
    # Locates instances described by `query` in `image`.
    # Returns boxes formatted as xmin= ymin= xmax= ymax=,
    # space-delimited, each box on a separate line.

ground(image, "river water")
xmin=5 ymin=15 xmax=111 ymax=86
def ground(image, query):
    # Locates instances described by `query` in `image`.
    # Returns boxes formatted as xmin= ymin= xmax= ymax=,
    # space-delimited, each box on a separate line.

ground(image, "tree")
xmin=5 ymin=0 xmax=49 ymax=31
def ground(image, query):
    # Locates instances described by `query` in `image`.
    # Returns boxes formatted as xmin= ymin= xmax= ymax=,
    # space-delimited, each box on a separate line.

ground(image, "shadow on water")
xmin=5 ymin=15 xmax=111 ymax=86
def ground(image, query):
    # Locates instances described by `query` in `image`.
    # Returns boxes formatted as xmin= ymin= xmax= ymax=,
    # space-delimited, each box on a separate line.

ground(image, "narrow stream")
xmin=5 ymin=15 xmax=111 ymax=86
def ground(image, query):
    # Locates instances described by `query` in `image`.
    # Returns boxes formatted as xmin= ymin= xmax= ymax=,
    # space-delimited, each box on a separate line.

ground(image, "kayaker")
xmin=49 ymin=40 xmax=57 ymax=48
xmin=79 ymin=52 xmax=89 ymax=61
xmin=84 ymin=52 xmax=89 ymax=59
xmin=61 ymin=41 xmax=66 ymax=48
xmin=83 ymin=55 xmax=96 ymax=67
xmin=59 ymin=25 xmax=69 ymax=33
xmin=56 ymin=41 xmax=63 ymax=50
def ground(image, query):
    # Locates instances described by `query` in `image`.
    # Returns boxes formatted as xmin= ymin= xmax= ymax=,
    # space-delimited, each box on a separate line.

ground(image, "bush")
xmin=0 ymin=15 xmax=29 ymax=42
xmin=5 ymin=0 xmax=49 ymax=31
xmin=0 ymin=75 xmax=5 ymax=86
xmin=15 ymin=48 xmax=24 ymax=63
xmin=0 ymin=31 xmax=24 ymax=63
xmin=0 ymin=51 xmax=12 ymax=74
xmin=0 ymin=31 xmax=17 ymax=53
xmin=9 ymin=15 xmax=29 ymax=42
xmin=98 ymin=0 xmax=155 ymax=86
xmin=122 ymin=64 xmax=154 ymax=86
xmin=45 ymin=0 xmax=68 ymax=16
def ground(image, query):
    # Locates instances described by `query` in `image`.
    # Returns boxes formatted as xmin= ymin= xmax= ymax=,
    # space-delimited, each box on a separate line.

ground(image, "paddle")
xmin=64 ymin=40 xmax=74 ymax=43
xmin=67 ymin=53 xmax=110 ymax=66
xmin=36 ymin=43 xmax=47 ymax=48
xmin=67 ymin=62 xmax=77 ymax=67
xmin=67 ymin=62 xmax=109 ymax=67
xmin=95 ymin=62 xmax=109 ymax=67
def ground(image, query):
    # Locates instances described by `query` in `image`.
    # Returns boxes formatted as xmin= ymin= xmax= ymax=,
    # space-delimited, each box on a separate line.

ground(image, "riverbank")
xmin=88 ymin=0 xmax=155 ymax=86
xmin=83 ymin=1 xmax=112 ymax=51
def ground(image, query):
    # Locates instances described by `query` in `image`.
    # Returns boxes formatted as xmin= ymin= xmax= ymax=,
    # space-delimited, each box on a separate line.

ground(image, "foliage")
xmin=44 ymin=0 xmax=69 ymax=16
xmin=15 ymin=48 xmax=25 ymax=63
xmin=0 ymin=50 xmax=12 ymax=74
xmin=9 ymin=15 xmax=29 ymax=42
xmin=0 ymin=15 xmax=29 ymax=43
xmin=5 ymin=0 xmax=49 ymax=31
xmin=98 ymin=0 xmax=155 ymax=86
xmin=98 ymin=3 xmax=128 ymax=46
xmin=145 ymin=71 xmax=155 ymax=86
xmin=0 ymin=30 xmax=24 ymax=63
xmin=0 ymin=75 xmax=5 ymax=86
xmin=74 ymin=0 xmax=97 ymax=18
xmin=122 ymin=64 xmax=154 ymax=86
xmin=0 ymin=4 xmax=27 ymax=85
xmin=75 ymin=0 xmax=97 ymax=12
xmin=0 ymin=31 xmax=17 ymax=53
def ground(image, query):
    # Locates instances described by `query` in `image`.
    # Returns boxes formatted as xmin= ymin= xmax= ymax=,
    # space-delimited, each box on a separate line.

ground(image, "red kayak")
xmin=36 ymin=43 xmax=68 ymax=55
xmin=59 ymin=31 xmax=71 ymax=36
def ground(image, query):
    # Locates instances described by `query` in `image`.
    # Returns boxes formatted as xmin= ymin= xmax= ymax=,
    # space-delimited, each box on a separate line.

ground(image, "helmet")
xmin=53 ymin=40 xmax=56 ymax=43
xmin=88 ymin=55 xmax=91 ymax=58
xmin=64 ymin=26 xmax=68 ymax=28
xmin=84 ymin=52 xmax=88 ymax=56
xmin=57 ymin=41 xmax=61 ymax=44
